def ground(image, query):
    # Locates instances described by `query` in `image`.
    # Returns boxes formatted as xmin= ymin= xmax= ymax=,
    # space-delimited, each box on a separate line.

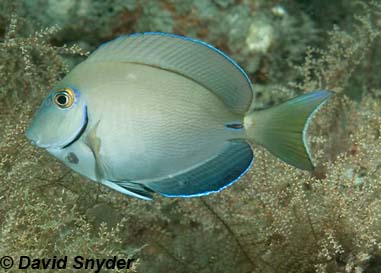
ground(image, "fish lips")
xmin=25 ymin=106 xmax=88 ymax=150
xmin=25 ymin=126 xmax=49 ymax=148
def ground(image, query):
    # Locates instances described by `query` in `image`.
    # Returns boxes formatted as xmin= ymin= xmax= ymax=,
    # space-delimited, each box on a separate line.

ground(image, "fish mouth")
xmin=25 ymin=127 xmax=48 ymax=148
xmin=26 ymin=106 xmax=89 ymax=149
xmin=61 ymin=106 xmax=88 ymax=149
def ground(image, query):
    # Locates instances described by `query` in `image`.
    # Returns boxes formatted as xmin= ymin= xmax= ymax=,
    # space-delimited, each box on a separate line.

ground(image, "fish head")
xmin=26 ymin=86 xmax=88 ymax=149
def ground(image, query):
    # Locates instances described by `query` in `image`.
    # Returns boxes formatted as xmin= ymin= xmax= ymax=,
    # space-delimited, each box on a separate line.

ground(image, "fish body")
xmin=26 ymin=33 xmax=331 ymax=200
xmin=54 ymin=62 xmax=243 ymax=181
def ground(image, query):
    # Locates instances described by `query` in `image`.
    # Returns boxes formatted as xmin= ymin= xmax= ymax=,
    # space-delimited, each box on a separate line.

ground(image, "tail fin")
xmin=244 ymin=90 xmax=332 ymax=171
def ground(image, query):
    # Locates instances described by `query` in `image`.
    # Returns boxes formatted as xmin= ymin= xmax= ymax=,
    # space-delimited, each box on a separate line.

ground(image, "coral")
xmin=134 ymin=1 xmax=174 ymax=33
xmin=0 ymin=15 xmax=86 ymax=105
xmin=289 ymin=2 xmax=380 ymax=95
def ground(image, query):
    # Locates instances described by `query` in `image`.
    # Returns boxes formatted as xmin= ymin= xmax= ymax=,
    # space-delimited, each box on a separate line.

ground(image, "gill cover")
xmin=26 ymin=87 xmax=87 ymax=148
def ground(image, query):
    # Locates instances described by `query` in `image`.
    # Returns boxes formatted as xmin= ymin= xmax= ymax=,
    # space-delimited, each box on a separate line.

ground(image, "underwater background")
xmin=1 ymin=0 xmax=381 ymax=272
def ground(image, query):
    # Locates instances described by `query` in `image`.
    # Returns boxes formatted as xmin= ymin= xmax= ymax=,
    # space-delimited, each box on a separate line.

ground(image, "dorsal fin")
xmin=86 ymin=32 xmax=253 ymax=113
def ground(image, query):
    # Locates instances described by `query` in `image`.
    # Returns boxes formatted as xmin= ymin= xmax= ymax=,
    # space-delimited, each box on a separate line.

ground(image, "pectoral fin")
xmin=102 ymin=180 xmax=154 ymax=201
xmin=85 ymin=121 xmax=153 ymax=200
xmin=85 ymin=121 xmax=106 ymax=180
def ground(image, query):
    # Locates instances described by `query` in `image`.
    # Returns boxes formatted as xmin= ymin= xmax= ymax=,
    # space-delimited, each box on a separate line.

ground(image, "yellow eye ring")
xmin=53 ymin=88 xmax=75 ymax=108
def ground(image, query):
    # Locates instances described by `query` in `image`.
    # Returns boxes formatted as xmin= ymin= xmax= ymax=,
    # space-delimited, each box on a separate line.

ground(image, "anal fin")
xmin=142 ymin=140 xmax=254 ymax=197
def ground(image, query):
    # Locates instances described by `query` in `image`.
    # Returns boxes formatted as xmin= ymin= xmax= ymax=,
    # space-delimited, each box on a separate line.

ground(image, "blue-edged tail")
xmin=244 ymin=90 xmax=332 ymax=171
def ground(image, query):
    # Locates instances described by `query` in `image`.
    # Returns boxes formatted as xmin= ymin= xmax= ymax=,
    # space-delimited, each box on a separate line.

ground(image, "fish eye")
xmin=53 ymin=88 xmax=75 ymax=108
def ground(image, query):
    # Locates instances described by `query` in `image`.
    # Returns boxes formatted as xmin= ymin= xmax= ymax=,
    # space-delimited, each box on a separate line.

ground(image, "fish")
xmin=26 ymin=32 xmax=332 ymax=200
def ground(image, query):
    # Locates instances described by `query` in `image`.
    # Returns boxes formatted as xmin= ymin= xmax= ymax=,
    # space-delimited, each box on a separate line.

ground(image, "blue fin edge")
xmin=159 ymin=153 xmax=254 ymax=198
xmin=301 ymin=90 xmax=333 ymax=162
